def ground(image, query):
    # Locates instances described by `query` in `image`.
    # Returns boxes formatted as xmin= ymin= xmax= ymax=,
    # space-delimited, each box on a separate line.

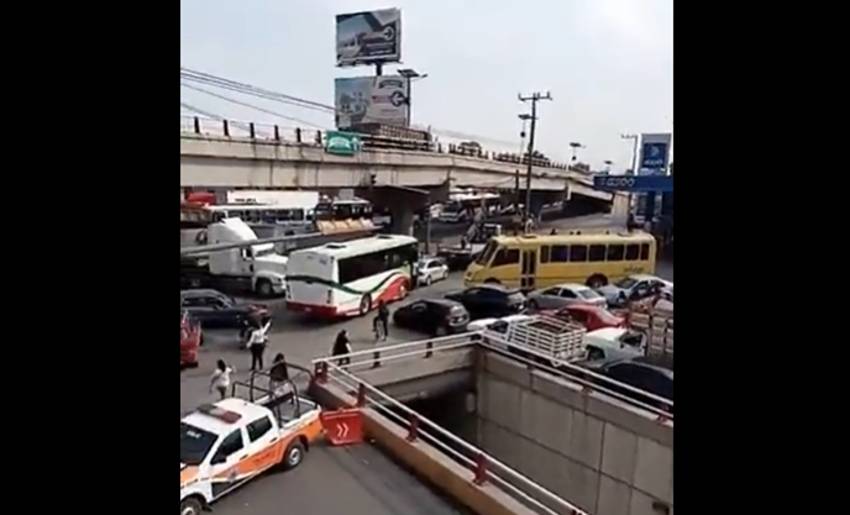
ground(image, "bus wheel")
xmin=256 ymin=279 xmax=273 ymax=297
xmin=587 ymin=274 xmax=608 ymax=289
xmin=484 ymin=278 xmax=501 ymax=285
xmin=359 ymin=295 xmax=372 ymax=316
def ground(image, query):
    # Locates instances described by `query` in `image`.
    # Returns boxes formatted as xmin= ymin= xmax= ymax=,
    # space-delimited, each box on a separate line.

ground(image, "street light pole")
xmin=621 ymin=133 xmax=640 ymax=226
xmin=518 ymin=92 xmax=552 ymax=230
xmin=398 ymin=69 xmax=428 ymax=128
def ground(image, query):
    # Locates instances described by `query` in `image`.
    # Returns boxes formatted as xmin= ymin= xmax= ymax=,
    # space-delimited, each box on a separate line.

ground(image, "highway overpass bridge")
xmin=180 ymin=123 xmax=628 ymax=232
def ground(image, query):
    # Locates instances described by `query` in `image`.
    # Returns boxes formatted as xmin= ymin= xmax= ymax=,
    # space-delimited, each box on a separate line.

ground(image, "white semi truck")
xmin=181 ymin=218 xmax=288 ymax=297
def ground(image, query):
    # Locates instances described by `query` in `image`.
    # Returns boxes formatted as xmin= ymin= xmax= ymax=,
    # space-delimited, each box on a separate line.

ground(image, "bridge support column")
xmin=390 ymin=205 xmax=415 ymax=235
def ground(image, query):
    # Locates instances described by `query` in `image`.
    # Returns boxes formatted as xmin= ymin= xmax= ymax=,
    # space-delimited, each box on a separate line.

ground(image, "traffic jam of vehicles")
xmin=180 ymin=190 xmax=673 ymax=514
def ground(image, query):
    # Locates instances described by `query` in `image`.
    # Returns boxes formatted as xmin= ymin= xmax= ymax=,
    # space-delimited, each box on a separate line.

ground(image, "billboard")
xmin=336 ymin=8 xmax=401 ymax=66
xmin=638 ymin=133 xmax=672 ymax=176
xmin=335 ymin=75 xmax=409 ymax=128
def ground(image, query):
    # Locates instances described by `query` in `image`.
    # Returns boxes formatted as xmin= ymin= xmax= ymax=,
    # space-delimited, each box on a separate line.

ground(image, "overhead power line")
xmin=181 ymin=83 xmax=330 ymax=129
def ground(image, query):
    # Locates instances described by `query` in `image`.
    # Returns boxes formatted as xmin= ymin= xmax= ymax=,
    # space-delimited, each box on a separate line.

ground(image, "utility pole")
xmin=518 ymin=91 xmax=552 ymax=230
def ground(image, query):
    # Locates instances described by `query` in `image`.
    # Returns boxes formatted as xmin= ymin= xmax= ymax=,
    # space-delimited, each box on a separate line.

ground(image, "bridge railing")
xmin=312 ymin=330 xmax=673 ymax=421
xmin=180 ymin=115 xmax=582 ymax=174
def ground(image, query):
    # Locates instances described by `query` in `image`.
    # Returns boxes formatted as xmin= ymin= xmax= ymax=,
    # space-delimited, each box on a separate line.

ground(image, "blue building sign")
xmin=593 ymin=175 xmax=673 ymax=192
xmin=641 ymin=142 xmax=669 ymax=170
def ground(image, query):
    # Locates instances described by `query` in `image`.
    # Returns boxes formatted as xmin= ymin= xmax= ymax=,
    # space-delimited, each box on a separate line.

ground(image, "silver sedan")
xmin=526 ymin=283 xmax=607 ymax=311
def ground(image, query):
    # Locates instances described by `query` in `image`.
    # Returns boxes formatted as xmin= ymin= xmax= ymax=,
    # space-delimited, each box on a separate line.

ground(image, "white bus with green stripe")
xmin=285 ymin=234 xmax=418 ymax=318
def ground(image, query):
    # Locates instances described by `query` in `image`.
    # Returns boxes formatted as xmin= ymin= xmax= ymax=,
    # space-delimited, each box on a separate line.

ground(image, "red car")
xmin=180 ymin=310 xmax=202 ymax=368
xmin=545 ymin=304 xmax=625 ymax=331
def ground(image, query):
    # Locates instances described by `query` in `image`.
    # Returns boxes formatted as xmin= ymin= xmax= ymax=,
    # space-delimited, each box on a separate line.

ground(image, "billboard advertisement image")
xmin=336 ymin=8 xmax=401 ymax=66
xmin=335 ymin=75 xmax=409 ymax=128
xmin=638 ymin=133 xmax=672 ymax=175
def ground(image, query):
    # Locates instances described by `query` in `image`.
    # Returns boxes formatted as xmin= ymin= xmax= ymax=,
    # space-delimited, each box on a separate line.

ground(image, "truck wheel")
xmin=283 ymin=441 xmax=305 ymax=470
xmin=180 ymin=497 xmax=203 ymax=515
xmin=359 ymin=295 xmax=372 ymax=316
xmin=256 ymin=279 xmax=273 ymax=297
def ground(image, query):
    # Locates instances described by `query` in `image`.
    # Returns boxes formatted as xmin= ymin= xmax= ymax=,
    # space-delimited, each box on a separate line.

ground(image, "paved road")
xmin=180 ymin=213 xmax=672 ymax=515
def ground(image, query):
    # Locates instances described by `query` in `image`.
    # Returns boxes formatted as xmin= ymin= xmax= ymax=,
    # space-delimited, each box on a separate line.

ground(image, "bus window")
xmin=551 ymin=245 xmax=569 ymax=262
xmin=607 ymin=244 xmax=625 ymax=261
xmin=589 ymin=245 xmax=606 ymax=262
xmin=540 ymin=246 xmax=550 ymax=263
xmin=569 ymin=245 xmax=587 ymax=262
xmin=492 ymin=247 xmax=519 ymax=267
xmin=625 ymin=244 xmax=639 ymax=260
xmin=640 ymin=243 xmax=650 ymax=260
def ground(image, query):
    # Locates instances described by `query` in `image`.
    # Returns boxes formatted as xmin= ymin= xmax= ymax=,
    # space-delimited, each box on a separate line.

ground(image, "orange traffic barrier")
xmin=320 ymin=408 xmax=363 ymax=446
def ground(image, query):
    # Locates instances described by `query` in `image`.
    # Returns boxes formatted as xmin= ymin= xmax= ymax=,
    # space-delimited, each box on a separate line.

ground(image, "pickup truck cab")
xmin=180 ymin=387 xmax=322 ymax=515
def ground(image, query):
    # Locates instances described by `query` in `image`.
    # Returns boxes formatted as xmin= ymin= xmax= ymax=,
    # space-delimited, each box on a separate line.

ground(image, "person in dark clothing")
xmin=269 ymin=353 xmax=289 ymax=394
xmin=550 ymin=228 xmax=558 ymax=235
xmin=332 ymin=330 xmax=352 ymax=366
xmin=374 ymin=301 xmax=389 ymax=341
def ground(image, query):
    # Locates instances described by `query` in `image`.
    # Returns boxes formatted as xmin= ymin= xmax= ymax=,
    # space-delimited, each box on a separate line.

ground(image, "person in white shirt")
xmin=210 ymin=359 xmax=235 ymax=400
xmin=248 ymin=317 xmax=272 ymax=371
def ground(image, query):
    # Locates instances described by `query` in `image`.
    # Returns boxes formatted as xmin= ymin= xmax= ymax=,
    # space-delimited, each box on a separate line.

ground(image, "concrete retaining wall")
xmin=476 ymin=353 xmax=673 ymax=515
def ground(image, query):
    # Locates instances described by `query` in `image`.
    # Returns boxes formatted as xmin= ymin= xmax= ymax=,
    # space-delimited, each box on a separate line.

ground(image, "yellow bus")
xmin=464 ymin=231 xmax=656 ymax=290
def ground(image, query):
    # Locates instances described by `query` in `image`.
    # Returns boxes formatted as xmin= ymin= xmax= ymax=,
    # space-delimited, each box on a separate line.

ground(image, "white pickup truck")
xmin=180 ymin=386 xmax=322 ymax=515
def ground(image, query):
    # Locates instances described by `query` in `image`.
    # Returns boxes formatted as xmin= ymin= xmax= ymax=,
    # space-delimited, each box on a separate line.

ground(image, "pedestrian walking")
xmin=248 ymin=316 xmax=271 ymax=371
xmin=374 ymin=300 xmax=389 ymax=342
xmin=210 ymin=359 xmax=235 ymax=400
xmin=332 ymin=330 xmax=353 ymax=367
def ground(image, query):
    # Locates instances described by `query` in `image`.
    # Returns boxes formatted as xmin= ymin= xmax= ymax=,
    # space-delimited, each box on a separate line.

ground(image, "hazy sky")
xmin=181 ymin=0 xmax=672 ymax=170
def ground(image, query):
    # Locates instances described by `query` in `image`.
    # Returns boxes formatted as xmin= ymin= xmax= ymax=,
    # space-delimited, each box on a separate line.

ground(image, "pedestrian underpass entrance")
xmin=309 ymin=333 xmax=673 ymax=515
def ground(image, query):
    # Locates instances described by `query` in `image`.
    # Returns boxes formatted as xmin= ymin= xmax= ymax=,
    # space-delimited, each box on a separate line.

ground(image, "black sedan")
xmin=393 ymin=299 xmax=470 ymax=336
xmin=180 ymin=289 xmax=269 ymax=328
xmin=444 ymin=285 xmax=527 ymax=320
xmin=595 ymin=357 xmax=673 ymax=412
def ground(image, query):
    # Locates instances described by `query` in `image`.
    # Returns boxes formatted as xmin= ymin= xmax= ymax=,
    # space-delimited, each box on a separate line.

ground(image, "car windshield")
xmin=475 ymin=241 xmax=498 ymax=265
xmin=578 ymin=289 xmax=601 ymax=299
xmin=180 ymin=422 xmax=217 ymax=466
xmin=615 ymin=277 xmax=638 ymax=289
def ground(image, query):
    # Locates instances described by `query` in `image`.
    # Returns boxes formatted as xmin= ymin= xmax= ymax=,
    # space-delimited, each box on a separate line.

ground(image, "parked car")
xmin=181 ymin=310 xmax=202 ymax=369
xmin=527 ymin=283 xmax=606 ymax=311
xmin=545 ymin=304 xmax=626 ymax=331
xmin=416 ymin=257 xmax=450 ymax=287
xmin=584 ymin=327 xmax=646 ymax=355
xmin=393 ymin=299 xmax=470 ymax=336
xmin=596 ymin=275 xmax=673 ymax=307
xmin=444 ymin=285 xmax=527 ymax=319
xmin=180 ymin=289 xmax=269 ymax=328
xmin=466 ymin=314 xmax=534 ymax=333
xmin=597 ymin=358 xmax=673 ymax=409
